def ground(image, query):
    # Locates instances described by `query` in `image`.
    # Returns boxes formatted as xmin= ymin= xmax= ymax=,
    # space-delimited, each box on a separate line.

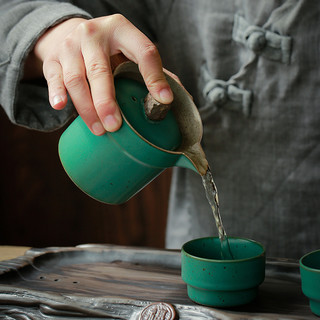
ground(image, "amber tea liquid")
xmin=202 ymin=168 xmax=234 ymax=260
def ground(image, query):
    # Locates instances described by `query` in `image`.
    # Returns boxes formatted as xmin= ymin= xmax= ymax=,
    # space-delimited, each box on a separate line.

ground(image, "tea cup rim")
xmin=181 ymin=236 xmax=265 ymax=263
xmin=299 ymin=249 xmax=320 ymax=273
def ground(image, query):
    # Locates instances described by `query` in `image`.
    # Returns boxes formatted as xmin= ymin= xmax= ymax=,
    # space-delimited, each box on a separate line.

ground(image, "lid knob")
xmin=144 ymin=93 xmax=172 ymax=121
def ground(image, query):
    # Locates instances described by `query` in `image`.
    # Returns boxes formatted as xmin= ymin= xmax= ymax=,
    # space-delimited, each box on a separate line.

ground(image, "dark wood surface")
xmin=0 ymin=108 xmax=171 ymax=248
xmin=0 ymin=244 xmax=317 ymax=319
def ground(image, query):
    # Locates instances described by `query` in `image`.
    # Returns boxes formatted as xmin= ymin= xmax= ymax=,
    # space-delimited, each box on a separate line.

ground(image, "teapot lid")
xmin=115 ymin=78 xmax=182 ymax=151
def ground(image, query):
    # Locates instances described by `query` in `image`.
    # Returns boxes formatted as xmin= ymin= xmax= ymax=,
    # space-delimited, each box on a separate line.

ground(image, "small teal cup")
xmin=181 ymin=237 xmax=266 ymax=307
xmin=300 ymin=249 xmax=320 ymax=316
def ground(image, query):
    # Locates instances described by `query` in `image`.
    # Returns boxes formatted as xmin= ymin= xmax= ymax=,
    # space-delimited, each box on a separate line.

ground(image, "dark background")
xmin=0 ymin=107 xmax=172 ymax=248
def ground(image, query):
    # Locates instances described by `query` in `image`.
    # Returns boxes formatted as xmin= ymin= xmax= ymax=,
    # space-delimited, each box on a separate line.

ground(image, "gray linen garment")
xmin=0 ymin=0 xmax=319 ymax=258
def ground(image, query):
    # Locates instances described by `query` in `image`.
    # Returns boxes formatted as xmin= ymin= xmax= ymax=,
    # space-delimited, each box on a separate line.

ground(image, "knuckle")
xmin=144 ymin=71 xmax=167 ymax=91
xmin=86 ymin=62 xmax=111 ymax=80
xmin=78 ymin=105 xmax=93 ymax=118
xmin=43 ymin=61 xmax=59 ymax=79
xmin=146 ymin=77 xmax=165 ymax=91
xmin=61 ymin=36 xmax=76 ymax=52
xmin=108 ymin=13 xmax=128 ymax=26
xmin=77 ymin=19 xmax=98 ymax=36
xmin=139 ymin=43 xmax=159 ymax=60
xmin=95 ymin=98 xmax=116 ymax=112
xmin=63 ymin=71 xmax=84 ymax=89
xmin=46 ymin=72 xmax=62 ymax=86
xmin=43 ymin=61 xmax=65 ymax=89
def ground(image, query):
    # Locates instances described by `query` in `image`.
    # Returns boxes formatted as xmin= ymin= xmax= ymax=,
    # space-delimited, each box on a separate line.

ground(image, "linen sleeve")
xmin=0 ymin=0 xmax=92 ymax=131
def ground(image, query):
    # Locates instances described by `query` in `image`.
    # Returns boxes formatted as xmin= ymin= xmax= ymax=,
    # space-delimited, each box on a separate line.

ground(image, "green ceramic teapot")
xmin=58 ymin=62 xmax=208 ymax=204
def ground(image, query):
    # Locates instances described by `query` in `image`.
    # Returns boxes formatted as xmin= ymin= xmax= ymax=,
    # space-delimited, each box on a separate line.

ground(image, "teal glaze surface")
xmin=58 ymin=78 xmax=189 ymax=204
xmin=300 ymin=249 xmax=320 ymax=316
xmin=116 ymin=78 xmax=182 ymax=151
xmin=181 ymin=237 xmax=265 ymax=307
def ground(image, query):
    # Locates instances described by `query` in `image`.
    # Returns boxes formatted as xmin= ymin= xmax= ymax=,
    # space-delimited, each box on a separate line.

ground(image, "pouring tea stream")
xmin=58 ymin=61 xmax=233 ymax=259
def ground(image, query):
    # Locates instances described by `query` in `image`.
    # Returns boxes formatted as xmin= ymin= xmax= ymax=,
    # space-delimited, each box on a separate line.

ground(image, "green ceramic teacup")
xmin=181 ymin=237 xmax=266 ymax=307
xmin=300 ymin=249 xmax=320 ymax=316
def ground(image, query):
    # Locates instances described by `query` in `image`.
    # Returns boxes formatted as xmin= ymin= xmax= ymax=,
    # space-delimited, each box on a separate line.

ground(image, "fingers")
xmin=81 ymin=31 xmax=122 ymax=132
xmin=138 ymin=45 xmax=173 ymax=104
xmin=40 ymin=15 xmax=174 ymax=136
xmin=45 ymin=36 xmax=107 ymax=135
xmin=43 ymin=59 xmax=67 ymax=110
xmin=63 ymin=38 xmax=110 ymax=135
xmin=42 ymin=18 xmax=124 ymax=134
xmin=109 ymin=15 xmax=173 ymax=105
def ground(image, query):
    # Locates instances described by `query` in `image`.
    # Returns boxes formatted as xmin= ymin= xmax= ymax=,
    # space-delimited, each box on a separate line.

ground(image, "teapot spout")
xmin=175 ymin=143 xmax=209 ymax=176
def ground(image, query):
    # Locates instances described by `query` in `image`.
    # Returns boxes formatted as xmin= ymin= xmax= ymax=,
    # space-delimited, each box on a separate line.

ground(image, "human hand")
xmin=32 ymin=15 xmax=173 ymax=135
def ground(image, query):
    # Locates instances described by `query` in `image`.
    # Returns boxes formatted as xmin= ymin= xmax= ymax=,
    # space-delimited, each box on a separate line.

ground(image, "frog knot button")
xmin=244 ymin=26 xmax=266 ymax=52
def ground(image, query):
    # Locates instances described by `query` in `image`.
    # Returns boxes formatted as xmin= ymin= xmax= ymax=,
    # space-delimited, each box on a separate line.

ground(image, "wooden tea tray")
xmin=0 ymin=244 xmax=317 ymax=319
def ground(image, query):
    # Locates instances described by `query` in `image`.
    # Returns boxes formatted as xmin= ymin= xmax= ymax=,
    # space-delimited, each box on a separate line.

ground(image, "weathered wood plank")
xmin=0 ymin=244 xmax=317 ymax=319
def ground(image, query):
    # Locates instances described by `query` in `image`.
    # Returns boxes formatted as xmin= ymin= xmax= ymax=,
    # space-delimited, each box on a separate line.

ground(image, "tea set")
xmin=58 ymin=61 xmax=320 ymax=315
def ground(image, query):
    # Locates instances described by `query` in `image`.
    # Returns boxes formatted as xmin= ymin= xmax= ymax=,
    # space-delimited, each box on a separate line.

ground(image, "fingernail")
xmin=92 ymin=121 xmax=105 ymax=135
xmin=159 ymin=88 xmax=173 ymax=104
xmin=52 ymin=95 xmax=63 ymax=107
xmin=103 ymin=114 xmax=121 ymax=132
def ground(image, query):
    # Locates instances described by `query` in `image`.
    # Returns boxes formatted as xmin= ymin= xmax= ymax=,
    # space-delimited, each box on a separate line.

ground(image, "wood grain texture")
xmin=0 ymin=244 xmax=317 ymax=319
